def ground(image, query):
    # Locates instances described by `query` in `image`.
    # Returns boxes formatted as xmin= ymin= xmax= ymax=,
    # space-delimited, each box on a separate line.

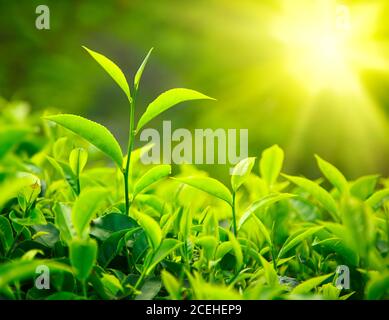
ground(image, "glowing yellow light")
xmin=271 ymin=0 xmax=387 ymax=94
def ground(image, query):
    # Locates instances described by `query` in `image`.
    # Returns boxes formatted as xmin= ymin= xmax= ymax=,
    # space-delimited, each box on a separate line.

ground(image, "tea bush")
xmin=0 ymin=48 xmax=389 ymax=300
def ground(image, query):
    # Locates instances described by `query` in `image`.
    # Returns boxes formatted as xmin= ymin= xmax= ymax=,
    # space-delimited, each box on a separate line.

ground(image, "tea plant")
xmin=0 ymin=49 xmax=389 ymax=300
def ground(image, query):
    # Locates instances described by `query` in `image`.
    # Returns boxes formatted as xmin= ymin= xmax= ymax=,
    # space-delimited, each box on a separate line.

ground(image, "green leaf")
xmin=45 ymin=114 xmax=123 ymax=167
xmin=90 ymin=213 xmax=137 ymax=241
xmin=53 ymin=203 xmax=74 ymax=243
xmin=9 ymin=208 xmax=46 ymax=226
xmin=0 ymin=176 xmax=39 ymax=209
xmin=161 ymin=270 xmax=181 ymax=300
xmin=136 ymin=278 xmax=161 ymax=300
xmin=251 ymin=216 xmax=272 ymax=247
xmin=259 ymin=255 xmax=278 ymax=286
xmin=82 ymin=46 xmax=131 ymax=101
xmin=134 ymin=165 xmax=171 ymax=196
xmin=72 ymin=188 xmax=107 ymax=239
xmin=0 ymin=216 xmax=13 ymax=253
xmin=260 ymin=145 xmax=284 ymax=188
xmin=136 ymin=88 xmax=215 ymax=132
xmin=146 ymin=239 xmax=182 ymax=275
xmin=215 ymin=242 xmax=233 ymax=261
xmin=0 ymin=259 xmax=72 ymax=289
xmin=196 ymin=236 xmax=218 ymax=261
xmin=315 ymin=155 xmax=348 ymax=194
xmin=101 ymin=273 xmax=123 ymax=296
xmin=231 ymin=157 xmax=256 ymax=192
xmin=0 ymin=127 xmax=29 ymax=159
xmin=350 ymin=175 xmax=379 ymax=200
xmin=173 ymin=176 xmax=232 ymax=205
xmin=227 ymin=231 xmax=243 ymax=271
xmin=99 ymin=230 xmax=133 ymax=267
xmin=366 ymin=188 xmax=389 ymax=209
xmin=342 ymin=198 xmax=374 ymax=259
xmin=135 ymin=194 xmax=165 ymax=215
xmin=278 ymin=226 xmax=324 ymax=258
xmin=32 ymin=224 xmax=60 ymax=248
xmin=134 ymin=48 xmax=153 ymax=91
xmin=283 ymin=174 xmax=339 ymax=220
xmin=46 ymin=156 xmax=79 ymax=194
xmin=69 ymin=148 xmax=88 ymax=176
xmin=291 ymin=273 xmax=333 ymax=295
xmin=312 ymin=237 xmax=359 ymax=267
xmin=69 ymin=238 xmax=98 ymax=281
xmin=366 ymin=272 xmax=389 ymax=300
xmin=238 ymin=193 xmax=294 ymax=230
xmin=133 ymin=211 xmax=162 ymax=250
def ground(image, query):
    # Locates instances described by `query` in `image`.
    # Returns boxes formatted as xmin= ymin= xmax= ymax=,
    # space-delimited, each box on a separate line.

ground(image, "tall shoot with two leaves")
xmin=45 ymin=46 xmax=214 ymax=215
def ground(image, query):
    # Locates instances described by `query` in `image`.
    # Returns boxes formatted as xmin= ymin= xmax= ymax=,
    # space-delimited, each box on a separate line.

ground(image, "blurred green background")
xmin=1 ymin=0 xmax=389 ymax=179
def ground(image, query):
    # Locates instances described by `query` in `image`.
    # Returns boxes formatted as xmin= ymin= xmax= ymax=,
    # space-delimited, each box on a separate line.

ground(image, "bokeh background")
xmin=1 ymin=0 xmax=389 ymax=179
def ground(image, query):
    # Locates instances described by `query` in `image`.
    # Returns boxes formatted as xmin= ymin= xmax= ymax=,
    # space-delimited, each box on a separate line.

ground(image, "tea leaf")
xmin=136 ymin=278 xmax=162 ymax=300
xmin=83 ymin=46 xmax=131 ymax=101
xmin=315 ymin=155 xmax=348 ymax=194
xmin=196 ymin=236 xmax=218 ymax=261
xmin=238 ymin=193 xmax=294 ymax=230
xmin=259 ymin=255 xmax=278 ymax=286
xmin=278 ymin=226 xmax=324 ymax=258
xmin=53 ymin=203 xmax=74 ymax=243
xmin=0 ymin=176 xmax=39 ymax=209
xmin=69 ymin=238 xmax=98 ymax=281
xmin=161 ymin=270 xmax=181 ymax=300
xmin=90 ymin=213 xmax=137 ymax=241
xmin=134 ymin=48 xmax=153 ymax=91
xmin=366 ymin=272 xmax=389 ymax=300
xmin=45 ymin=114 xmax=123 ymax=167
xmin=0 ymin=127 xmax=29 ymax=159
xmin=72 ymin=187 xmax=107 ymax=239
xmin=228 ymin=231 xmax=243 ymax=271
xmin=366 ymin=188 xmax=389 ymax=209
xmin=9 ymin=208 xmax=46 ymax=226
xmin=260 ymin=145 xmax=284 ymax=188
xmin=291 ymin=273 xmax=333 ymax=295
xmin=146 ymin=239 xmax=182 ymax=275
xmin=101 ymin=273 xmax=123 ymax=296
xmin=215 ymin=241 xmax=233 ymax=261
xmin=136 ymin=88 xmax=215 ymax=132
xmin=69 ymin=148 xmax=88 ymax=176
xmin=231 ymin=157 xmax=256 ymax=192
xmin=283 ymin=174 xmax=339 ymax=220
xmin=46 ymin=156 xmax=78 ymax=194
xmin=342 ymin=198 xmax=374 ymax=259
xmin=134 ymin=165 xmax=171 ymax=196
xmin=133 ymin=211 xmax=162 ymax=250
xmin=0 ymin=216 xmax=13 ymax=253
xmin=350 ymin=175 xmax=379 ymax=200
xmin=252 ymin=216 xmax=272 ymax=247
xmin=173 ymin=176 xmax=233 ymax=205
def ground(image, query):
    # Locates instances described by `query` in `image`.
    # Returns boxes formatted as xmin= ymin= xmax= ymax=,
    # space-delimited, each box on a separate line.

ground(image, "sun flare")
xmin=271 ymin=0 xmax=388 ymax=94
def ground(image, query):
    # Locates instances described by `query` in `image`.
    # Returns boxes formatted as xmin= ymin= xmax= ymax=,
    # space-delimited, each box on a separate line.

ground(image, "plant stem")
xmin=134 ymin=271 xmax=146 ymax=292
xmin=232 ymin=192 xmax=237 ymax=236
xmin=82 ymin=280 xmax=87 ymax=298
xmin=6 ymin=226 xmax=24 ymax=258
xmin=124 ymin=94 xmax=137 ymax=216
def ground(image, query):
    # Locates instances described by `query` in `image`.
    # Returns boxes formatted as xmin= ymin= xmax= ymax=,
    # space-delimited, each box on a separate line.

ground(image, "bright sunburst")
xmin=271 ymin=0 xmax=388 ymax=94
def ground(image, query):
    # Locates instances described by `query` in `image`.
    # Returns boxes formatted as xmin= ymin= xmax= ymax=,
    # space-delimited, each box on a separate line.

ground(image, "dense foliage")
xmin=1 ymin=49 xmax=389 ymax=300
